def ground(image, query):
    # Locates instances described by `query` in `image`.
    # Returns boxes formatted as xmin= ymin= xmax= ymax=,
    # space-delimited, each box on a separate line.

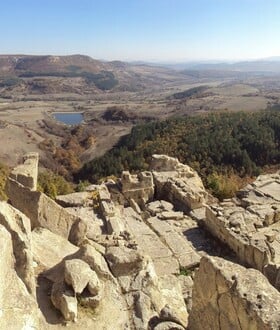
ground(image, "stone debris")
xmin=2 ymin=152 xmax=280 ymax=329
xmin=202 ymin=172 xmax=280 ymax=290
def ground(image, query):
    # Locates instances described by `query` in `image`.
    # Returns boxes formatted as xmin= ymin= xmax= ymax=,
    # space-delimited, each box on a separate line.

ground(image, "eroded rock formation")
xmin=201 ymin=172 xmax=280 ymax=290
xmin=1 ymin=152 xmax=280 ymax=329
xmin=189 ymin=256 xmax=280 ymax=330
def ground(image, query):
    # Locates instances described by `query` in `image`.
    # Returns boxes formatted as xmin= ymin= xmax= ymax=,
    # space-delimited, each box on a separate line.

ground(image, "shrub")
xmin=38 ymin=170 xmax=74 ymax=199
xmin=0 ymin=163 xmax=9 ymax=200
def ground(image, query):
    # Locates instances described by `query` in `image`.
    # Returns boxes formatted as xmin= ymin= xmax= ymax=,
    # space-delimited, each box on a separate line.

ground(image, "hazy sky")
xmin=1 ymin=0 xmax=280 ymax=62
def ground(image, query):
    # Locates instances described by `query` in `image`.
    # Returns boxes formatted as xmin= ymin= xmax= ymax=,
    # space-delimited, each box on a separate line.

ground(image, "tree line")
xmin=76 ymin=110 xmax=280 ymax=199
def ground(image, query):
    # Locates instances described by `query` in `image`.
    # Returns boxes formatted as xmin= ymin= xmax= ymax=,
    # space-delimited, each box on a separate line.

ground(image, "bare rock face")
xmin=188 ymin=256 xmax=280 ymax=330
xmin=203 ymin=172 xmax=280 ymax=290
xmin=121 ymin=170 xmax=154 ymax=207
xmin=0 ymin=201 xmax=35 ymax=294
xmin=56 ymin=191 xmax=94 ymax=208
xmin=5 ymin=152 xmax=280 ymax=329
xmin=74 ymin=244 xmax=114 ymax=281
xmin=6 ymin=153 xmax=80 ymax=238
xmin=150 ymin=154 xmax=208 ymax=211
xmin=32 ymin=227 xmax=79 ymax=270
xmin=0 ymin=224 xmax=41 ymax=329
xmin=9 ymin=152 xmax=38 ymax=191
xmin=49 ymin=258 xmax=103 ymax=323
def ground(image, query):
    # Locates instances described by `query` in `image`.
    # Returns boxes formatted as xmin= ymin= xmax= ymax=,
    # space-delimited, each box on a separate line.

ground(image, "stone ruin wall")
xmin=201 ymin=173 xmax=280 ymax=290
xmin=2 ymin=152 xmax=280 ymax=329
xmin=6 ymin=153 xmax=79 ymax=238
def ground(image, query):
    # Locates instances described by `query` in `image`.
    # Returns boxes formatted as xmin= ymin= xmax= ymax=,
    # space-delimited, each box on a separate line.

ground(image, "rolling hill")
xmin=0 ymin=54 xmax=195 ymax=94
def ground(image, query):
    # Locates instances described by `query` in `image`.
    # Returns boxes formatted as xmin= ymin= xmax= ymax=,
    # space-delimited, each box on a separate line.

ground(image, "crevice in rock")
xmin=0 ymin=214 xmax=33 ymax=294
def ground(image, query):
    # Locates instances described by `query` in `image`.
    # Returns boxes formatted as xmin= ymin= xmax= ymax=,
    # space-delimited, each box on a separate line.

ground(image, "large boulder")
xmin=188 ymin=256 xmax=280 ymax=330
xmin=74 ymin=244 xmax=114 ymax=281
xmin=150 ymin=154 xmax=207 ymax=211
xmin=64 ymin=259 xmax=101 ymax=295
xmin=105 ymin=245 xmax=146 ymax=277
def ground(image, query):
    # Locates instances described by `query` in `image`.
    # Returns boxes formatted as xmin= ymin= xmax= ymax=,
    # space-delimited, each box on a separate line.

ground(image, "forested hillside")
xmin=77 ymin=111 xmax=280 ymax=199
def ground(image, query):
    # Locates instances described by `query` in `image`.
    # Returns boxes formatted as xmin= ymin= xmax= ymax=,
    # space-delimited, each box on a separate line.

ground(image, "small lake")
xmin=53 ymin=112 xmax=84 ymax=125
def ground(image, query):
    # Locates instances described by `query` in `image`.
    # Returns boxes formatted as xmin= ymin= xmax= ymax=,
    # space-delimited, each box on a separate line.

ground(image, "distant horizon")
xmin=2 ymin=1 xmax=280 ymax=62
xmin=1 ymin=52 xmax=280 ymax=65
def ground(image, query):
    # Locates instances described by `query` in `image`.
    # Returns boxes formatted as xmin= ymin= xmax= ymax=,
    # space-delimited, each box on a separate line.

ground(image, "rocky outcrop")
xmin=0 ymin=220 xmax=41 ymax=329
xmin=202 ymin=172 xmax=280 ymax=290
xmin=6 ymin=178 xmax=79 ymax=238
xmin=189 ymin=256 xmax=280 ymax=330
xmin=150 ymin=154 xmax=208 ymax=211
xmin=43 ymin=243 xmax=130 ymax=328
xmin=98 ymin=184 xmax=126 ymax=235
xmin=121 ymin=170 xmax=154 ymax=207
xmin=104 ymin=244 xmax=188 ymax=330
xmin=49 ymin=258 xmax=103 ymax=322
xmin=9 ymin=152 xmax=38 ymax=191
xmin=3 ymin=152 xmax=280 ymax=329
xmin=6 ymin=153 xmax=80 ymax=238
xmin=0 ymin=201 xmax=35 ymax=294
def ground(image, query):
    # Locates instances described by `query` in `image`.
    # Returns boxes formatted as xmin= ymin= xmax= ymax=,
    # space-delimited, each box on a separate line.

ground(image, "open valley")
xmin=1 ymin=55 xmax=280 ymax=171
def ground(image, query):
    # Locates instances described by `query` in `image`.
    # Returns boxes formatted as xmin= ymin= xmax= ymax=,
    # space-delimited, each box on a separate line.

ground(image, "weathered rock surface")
xmin=202 ymin=172 xmax=280 ymax=290
xmin=51 ymin=281 xmax=78 ymax=322
xmin=9 ymin=152 xmax=38 ymax=191
xmin=0 ymin=224 xmax=41 ymax=329
xmin=106 ymin=245 xmax=145 ymax=277
xmin=32 ymin=227 xmax=79 ymax=270
xmin=6 ymin=153 xmax=80 ymax=238
xmin=56 ymin=191 xmax=94 ymax=208
xmin=0 ymin=201 xmax=35 ymax=294
xmin=150 ymin=154 xmax=208 ymax=211
xmin=122 ymin=170 xmax=154 ymax=207
xmin=3 ymin=153 xmax=280 ymax=329
xmin=154 ymin=321 xmax=185 ymax=330
xmin=189 ymin=256 xmax=280 ymax=330
xmin=64 ymin=259 xmax=99 ymax=295
xmin=123 ymin=207 xmax=180 ymax=275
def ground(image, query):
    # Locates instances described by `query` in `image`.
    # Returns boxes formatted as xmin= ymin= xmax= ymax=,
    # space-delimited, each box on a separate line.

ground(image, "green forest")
xmin=18 ymin=70 xmax=118 ymax=90
xmin=76 ymin=110 xmax=280 ymax=199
